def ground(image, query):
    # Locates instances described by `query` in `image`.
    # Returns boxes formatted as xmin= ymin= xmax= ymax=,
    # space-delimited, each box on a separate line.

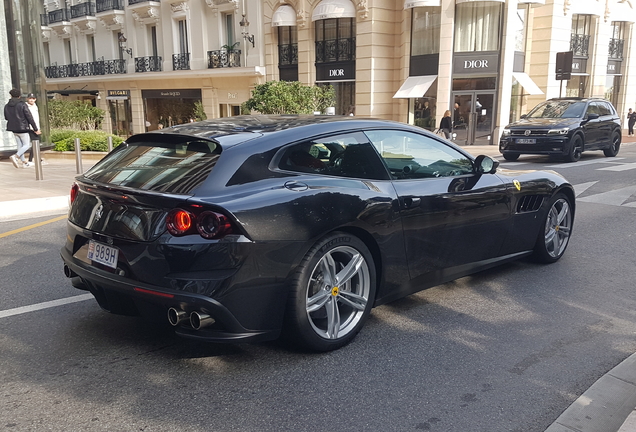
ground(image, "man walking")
xmin=4 ymin=88 xmax=41 ymax=168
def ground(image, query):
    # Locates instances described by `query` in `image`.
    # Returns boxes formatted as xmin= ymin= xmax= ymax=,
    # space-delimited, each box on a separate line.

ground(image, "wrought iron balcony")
xmin=129 ymin=0 xmax=159 ymax=4
xmin=315 ymin=38 xmax=356 ymax=63
xmin=48 ymin=8 xmax=70 ymax=24
xmin=96 ymin=0 xmax=124 ymax=12
xmin=207 ymin=50 xmax=241 ymax=68
xmin=609 ymin=38 xmax=624 ymax=60
xmin=44 ymin=59 xmax=127 ymax=78
xmin=278 ymin=43 xmax=298 ymax=66
xmin=70 ymin=2 xmax=96 ymax=19
xmin=172 ymin=53 xmax=190 ymax=70
xmin=570 ymin=33 xmax=590 ymax=57
xmin=135 ymin=56 xmax=162 ymax=72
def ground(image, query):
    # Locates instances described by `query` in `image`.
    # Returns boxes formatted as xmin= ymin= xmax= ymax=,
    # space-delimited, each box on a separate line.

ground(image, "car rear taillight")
xmin=166 ymin=208 xmax=235 ymax=239
xmin=70 ymin=183 xmax=79 ymax=204
xmin=197 ymin=211 xmax=233 ymax=239
xmin=166 ymin=209 xmax=194 ymax=236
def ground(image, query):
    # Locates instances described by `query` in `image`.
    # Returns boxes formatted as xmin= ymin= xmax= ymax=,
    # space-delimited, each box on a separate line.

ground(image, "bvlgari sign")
xmin=453 ymin=52 xmax=499 ymax=75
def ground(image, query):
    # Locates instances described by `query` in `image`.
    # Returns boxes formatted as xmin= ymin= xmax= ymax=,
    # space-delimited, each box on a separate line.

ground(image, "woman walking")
xmin=439 ymin=110 xmax=453 ymax=139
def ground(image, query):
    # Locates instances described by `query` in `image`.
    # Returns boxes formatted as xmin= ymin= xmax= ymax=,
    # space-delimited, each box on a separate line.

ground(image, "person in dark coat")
xmin=4 ymin=88 xmax=41 ymax=168
xmin=627 ymin=108 xmax=636 ymax=136
xmin=439 ymin=110 xmax=453 ymax=139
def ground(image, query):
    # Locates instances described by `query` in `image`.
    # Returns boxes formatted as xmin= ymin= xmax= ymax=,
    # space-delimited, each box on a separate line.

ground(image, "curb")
xmin=0 ymin=196 xmax=68 ymax=223
xmin=545 ymin=352 xmax=636 ymax=432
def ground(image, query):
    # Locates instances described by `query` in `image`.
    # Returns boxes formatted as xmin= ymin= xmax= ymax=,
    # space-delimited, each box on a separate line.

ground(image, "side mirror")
xmin=474 ymin=155 xmax=499 ymax=174
xmin=586 ymin=113 xmax=600 ymax=120
xmin=520 ymin=114 xmax=527 ymax=119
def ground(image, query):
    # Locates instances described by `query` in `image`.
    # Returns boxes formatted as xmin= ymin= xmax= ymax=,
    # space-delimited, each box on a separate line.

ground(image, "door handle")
xmin=402 ymin=197 xmax=421 ymax=208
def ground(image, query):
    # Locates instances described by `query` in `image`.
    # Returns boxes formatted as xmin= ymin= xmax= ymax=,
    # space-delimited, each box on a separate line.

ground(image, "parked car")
xmin=499 ymin=97 xmax=622 ymax=162
xmin=61 ymin=116 xmax=575 ymax=351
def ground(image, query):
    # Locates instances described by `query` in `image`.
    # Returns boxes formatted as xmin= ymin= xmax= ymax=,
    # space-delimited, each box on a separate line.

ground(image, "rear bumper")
xmin=61 ymin=244 xmax=284 ymax=343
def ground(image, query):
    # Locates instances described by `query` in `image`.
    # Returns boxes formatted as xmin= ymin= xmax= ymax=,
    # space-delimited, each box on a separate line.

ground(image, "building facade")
xmin=40 ymin=0 xmax=636 ymax=145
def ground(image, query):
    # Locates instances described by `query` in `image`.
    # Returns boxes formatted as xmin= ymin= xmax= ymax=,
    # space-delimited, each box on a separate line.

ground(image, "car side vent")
xmin=517 ymin=195 xmax=544 ymax=213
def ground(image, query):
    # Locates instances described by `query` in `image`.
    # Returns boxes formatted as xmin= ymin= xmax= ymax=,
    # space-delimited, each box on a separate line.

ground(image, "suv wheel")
xmin=566 ymin=135 xmax=583 ymax=162
xmin=503 ymin=153 xmax=520 ymax=162
xmin=603 ymin=131 xmax=621 ymax=157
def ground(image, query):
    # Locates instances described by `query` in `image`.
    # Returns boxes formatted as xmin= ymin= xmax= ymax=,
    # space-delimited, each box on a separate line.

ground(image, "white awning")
xmin=272 ymin=5 xmax=297 ymax=27
xmin=456 ymin=0 xmax=504 ymax=4
xmin=393 ymin=75 xmax=437 ymax=99
xmin=512 ymin=72 xmax=543 ymax=95
xmin=312 ymin=0 xmax=356 ymax=21
xmin=405 ymin=0 xmax=441 ymax=8
xmin=608 ymin=1 xmax=635 ymax=23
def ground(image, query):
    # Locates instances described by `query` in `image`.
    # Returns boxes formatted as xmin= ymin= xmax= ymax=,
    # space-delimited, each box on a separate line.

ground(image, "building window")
xmin=570 ymin=14 xmax=591 ymax=57
xmin=278 ymin=26 xmax=298 ymax=81
xmin=315 ymin=18 xmax=355 ymax=63
xmin=89 ymin=35 xmax=96 ymax=62
xmin=411 ymin=7 xmax=440 ymax=56
xmin=65 ymin=39 xmax=73 ymax=64
xmin=609 ymin=21 xmax=626 ymax=59
xmin=224 ymin=13 xmax=235 ymax=47
xmin=178 ymin=19 xmax=188 ymax=54
xmin=454 ymin=3 xmax=502 ymax=52
xmin=150 ymin=26 xmax=158 ymax=57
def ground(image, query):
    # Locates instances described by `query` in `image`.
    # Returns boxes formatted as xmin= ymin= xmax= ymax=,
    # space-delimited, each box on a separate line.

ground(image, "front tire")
xmin=532 ymin=193 xmax=573 ymax=263
xmin=284 ymin=232 xmax=376 ymax=352
xmin=565 ymin=135 xmax=583 ymax=162
xmin=603 ymin=131 xmax=621 ymax=157
xmin=503 ymin=153 xmax=520 ymax=161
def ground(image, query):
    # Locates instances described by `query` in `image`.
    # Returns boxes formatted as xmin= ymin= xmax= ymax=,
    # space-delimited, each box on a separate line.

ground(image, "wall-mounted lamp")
xmin=239 ymin=14 xmax=255 ymax=48
xmin=118 ymin=33 xmax=133 ymax=58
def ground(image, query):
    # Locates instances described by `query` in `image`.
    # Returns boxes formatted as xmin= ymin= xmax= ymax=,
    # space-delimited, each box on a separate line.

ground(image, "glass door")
xmin=452 ymin=92 xmax=495 ymax=145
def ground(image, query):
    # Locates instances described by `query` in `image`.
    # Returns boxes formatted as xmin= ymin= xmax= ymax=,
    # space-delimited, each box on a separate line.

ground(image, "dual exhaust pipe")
xmin=168 ymin=307 xmax=215 ymax=330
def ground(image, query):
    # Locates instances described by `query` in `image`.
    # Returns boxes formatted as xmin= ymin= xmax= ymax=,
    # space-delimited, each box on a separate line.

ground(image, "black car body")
xmin=499 ymin=97 xmax=622 ymax=162
xmin=61 ymin=116 xmax=575 ymax=351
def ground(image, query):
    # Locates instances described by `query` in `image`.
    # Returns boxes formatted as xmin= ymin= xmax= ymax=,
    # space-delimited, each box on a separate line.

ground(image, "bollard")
xmin=107 ymin=135 xmax=113 ymax=152
xmin=74 ymin=137 xmax=83 ymax=174
xmin=32 ymin=139 xmax=43 ymax=180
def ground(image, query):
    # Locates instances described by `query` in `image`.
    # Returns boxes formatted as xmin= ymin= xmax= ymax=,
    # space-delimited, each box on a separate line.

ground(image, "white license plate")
xmin=87 ymin=240 xmax=119 ymax=269
xmin=516 ymin=138 xmax=536 ymax=144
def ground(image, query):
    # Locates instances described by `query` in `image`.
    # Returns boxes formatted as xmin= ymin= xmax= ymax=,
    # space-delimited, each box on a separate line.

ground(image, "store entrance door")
xmin=108 ymin=99 xmax=133 ymax=137
xmin=452 ymin=92 xmax=495 ymax=145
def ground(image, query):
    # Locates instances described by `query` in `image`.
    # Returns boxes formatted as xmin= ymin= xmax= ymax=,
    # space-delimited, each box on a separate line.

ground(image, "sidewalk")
xmin=2 ymin=141 xmax=636 ymax=432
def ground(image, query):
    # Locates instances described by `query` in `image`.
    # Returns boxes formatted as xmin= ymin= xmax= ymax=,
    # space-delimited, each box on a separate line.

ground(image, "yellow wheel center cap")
xmin=331 ymin=287 xmax=339 ymax=296
xmin=555 ymin=226 xmax=560 ymax=231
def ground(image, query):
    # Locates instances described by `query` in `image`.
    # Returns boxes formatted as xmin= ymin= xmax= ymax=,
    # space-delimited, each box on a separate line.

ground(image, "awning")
xmin=456 ymin=0 xmax=504 ymax=4
xmin=512 ymin=72 xmax=543 ymax=95
xmin=312 ymin=0 xmax=356 ymax=21
xmin=393 ymin=75 xmax=437 ymax=99
xmin=272 ymin=5 xmax=297 ymax=26
xmin=608 ymin=1 xmax=635 ymax=23
xmin=405 ymin=0 xmax=441 ymax=8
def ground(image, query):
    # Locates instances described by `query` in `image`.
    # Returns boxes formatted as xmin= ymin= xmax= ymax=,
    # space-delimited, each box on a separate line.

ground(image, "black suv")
xmin=499 ymin=98 xmax=622 ymax=162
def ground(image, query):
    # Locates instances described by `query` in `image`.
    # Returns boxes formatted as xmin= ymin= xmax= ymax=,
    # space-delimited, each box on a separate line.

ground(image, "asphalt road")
xmin=1 ymin=146 xmax=635 ymax=432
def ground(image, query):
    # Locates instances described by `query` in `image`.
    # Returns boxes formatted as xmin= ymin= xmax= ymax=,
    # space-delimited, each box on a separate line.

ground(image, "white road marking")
xmin=597 ymin=162 xmax=636 ymax=171
xmin=578 ymin=185 xmax=636 ymax=206
xmin=0 ymin=294 xmax=93 ymax=319
xmin=573 ymin=181 xmax=598 ymax=197
xmin=546 ymin=158 xmax=625 ymax=168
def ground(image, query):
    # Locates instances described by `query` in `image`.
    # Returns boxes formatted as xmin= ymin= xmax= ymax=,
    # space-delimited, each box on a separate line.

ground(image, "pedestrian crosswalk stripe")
xmin=577 ymin=185 xmax=636 ymax=206
xmin=573 ymin=181 xmax=598 ymax=197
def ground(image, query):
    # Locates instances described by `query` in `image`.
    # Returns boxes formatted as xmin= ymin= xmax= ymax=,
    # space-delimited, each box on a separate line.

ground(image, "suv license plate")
xmin=516 ymin=138 xmax=536 ymax=144
xmin=87 ymin=240 xmax=119 ymax=269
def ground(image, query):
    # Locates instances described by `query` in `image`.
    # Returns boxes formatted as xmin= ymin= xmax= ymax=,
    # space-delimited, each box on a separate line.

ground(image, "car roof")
xmin=546 ymin=97 xmax=611 ymax=103
xmin=127 ymin=115 xmax=407 ymax=148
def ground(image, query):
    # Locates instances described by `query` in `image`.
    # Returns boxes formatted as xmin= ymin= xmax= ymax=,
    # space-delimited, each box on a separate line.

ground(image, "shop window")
xmin=411 ymin=7 xmax=440 ymax=56
xmin=454 ymin=3 xmax=502 ymax=52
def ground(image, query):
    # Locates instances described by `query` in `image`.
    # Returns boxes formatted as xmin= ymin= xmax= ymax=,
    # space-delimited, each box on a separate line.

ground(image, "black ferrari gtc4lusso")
xmin=61 ymin=115 xmax=575 ymax=351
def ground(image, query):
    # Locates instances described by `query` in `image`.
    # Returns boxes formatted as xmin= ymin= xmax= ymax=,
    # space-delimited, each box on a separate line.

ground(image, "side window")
xmin=598 ymin=102 xmax=612 ymax=116
xmin=365 ymin=130 xmax=474 ymax=180
xmin=586 ymin=103 xmax=600 ymax=116
xmin=278 ymin=132 xmax=390 ymax=180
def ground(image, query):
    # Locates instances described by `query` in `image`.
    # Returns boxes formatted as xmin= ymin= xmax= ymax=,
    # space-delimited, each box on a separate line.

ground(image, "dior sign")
xmin=453 ymin=52 xmax=499 ymax=75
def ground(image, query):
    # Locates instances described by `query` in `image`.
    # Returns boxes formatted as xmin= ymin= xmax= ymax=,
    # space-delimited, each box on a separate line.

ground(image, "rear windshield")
xmin=527 ymin=101 xmax=586 ymax=119
xmin=83 ymin=135 xmax=220 ymax=194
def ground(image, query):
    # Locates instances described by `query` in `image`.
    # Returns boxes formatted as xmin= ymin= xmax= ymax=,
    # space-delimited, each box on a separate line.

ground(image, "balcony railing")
xmin=570 ymin=33 xmax=590 ymax=57
xmin=172 ymin=53 xmax=190 ymax=70
xmin=48 ymin=8 xmax=70 ymax=24
xmin=135 ymin=56 xmax=162 ymax=72
xmin=44 ymin=59 xmax=127 ymax=78
xmin=96 ymin=0 xmax=124 ymax=13
xmin=315 ymin=38 xmax=356 ymax=63
xmin=207 ymin=50 xmax=241 ymax=68
xmin=609 ymin=38 xmax=624 ymax=60
xmin=70 ymin=2 xmax=96 ymax=19
xmin=278 ymin=43 xmax=298 ymax=66
xmin=129 ymin=0 xmax=159 ymax=4
xmin=40 ymin=13 xmax=49 ymax=26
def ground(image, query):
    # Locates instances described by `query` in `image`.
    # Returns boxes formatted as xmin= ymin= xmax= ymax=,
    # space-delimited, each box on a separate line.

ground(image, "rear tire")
xmin=532 ymin=193 xmax=573 ymax=263
xmin=565 ymin=135 xmax=583 ymax=162
xmin=283 ymin=232 xmax=376 ymax=352
xmin=503 ymin=153 xmax=520 ymax=161
xmin=603 ymin=131 xmax=621 ymax=157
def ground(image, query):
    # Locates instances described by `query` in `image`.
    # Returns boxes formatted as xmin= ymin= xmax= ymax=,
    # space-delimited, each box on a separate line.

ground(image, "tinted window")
xmin=586 ymin=103 xmax=600 ymax=116
xmin=527 ymin=100 xmax=586 ymax=118
xmin=278 ymin=132 xmax=389 ymax=180
xmin=596 ymin=102 xmax=611 ymax=116
xmin=84 ymin=136 xmax=220 ymax=194
xmin=364 ymin=130 xmax=473 ymax=180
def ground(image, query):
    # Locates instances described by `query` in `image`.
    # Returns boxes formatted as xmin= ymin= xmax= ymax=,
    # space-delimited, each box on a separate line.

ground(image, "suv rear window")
xmin=83 ymin=134 xmax=221 ymax=194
